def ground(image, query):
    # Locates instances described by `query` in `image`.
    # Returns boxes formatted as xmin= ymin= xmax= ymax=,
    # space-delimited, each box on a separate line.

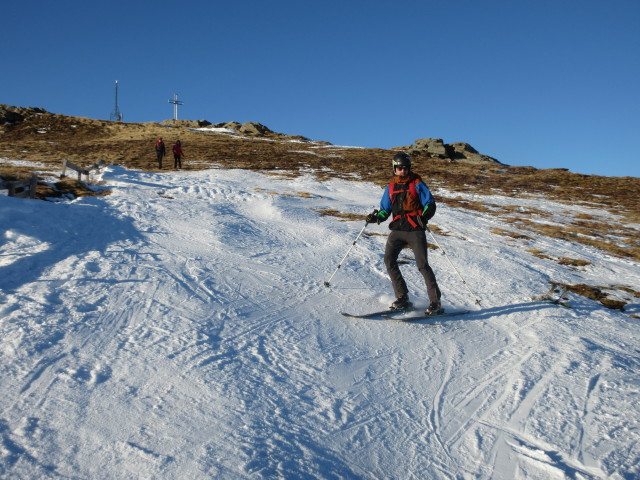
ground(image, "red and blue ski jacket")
xmin=377 ymin=173 xmax=436 ymax=231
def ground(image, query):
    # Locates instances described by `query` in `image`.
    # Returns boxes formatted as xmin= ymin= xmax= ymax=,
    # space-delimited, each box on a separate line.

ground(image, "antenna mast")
xmin=110 ymin=80 xmax=123 ymax=122
xmin=168 ymin=93 xmax=184 ymax=121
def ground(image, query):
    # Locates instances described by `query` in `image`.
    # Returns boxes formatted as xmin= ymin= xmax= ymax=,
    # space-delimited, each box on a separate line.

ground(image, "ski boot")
xmin=425 ymin=301 xmax=444 ymax=316
xmin=390 ymin=295 xmax=412 ymax=311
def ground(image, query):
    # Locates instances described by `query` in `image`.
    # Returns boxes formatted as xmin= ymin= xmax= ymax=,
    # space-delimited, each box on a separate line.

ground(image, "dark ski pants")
xmin=157 ymin=152 xmax=164 ymax=169
xmin=384 ymin=229 xmax=441 ymax=303
xmin=174 ymin=154 xmax=182 ymax=169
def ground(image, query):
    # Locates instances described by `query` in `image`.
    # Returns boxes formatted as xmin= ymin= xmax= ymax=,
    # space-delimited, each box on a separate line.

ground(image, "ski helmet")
xmin=392 ymin=152 xmax=411 ymax=173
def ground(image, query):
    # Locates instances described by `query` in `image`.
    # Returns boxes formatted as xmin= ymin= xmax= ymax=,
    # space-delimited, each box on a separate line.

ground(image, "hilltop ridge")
xmin=1 ymin=104 xmax=638 ymax=223
xmin=0 ymin=105 xmax=503 ymax=173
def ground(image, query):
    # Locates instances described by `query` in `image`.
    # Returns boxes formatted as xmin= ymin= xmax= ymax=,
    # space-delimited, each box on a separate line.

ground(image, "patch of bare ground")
xmin=426 ymin=224 xmax=449 ymax=236
xmin=535 ymin=282 xmax=638 ymax=312
xmin=255 ymin=187 xmax=318 ymax=199
xmin=490 ymin=228 xmax=532 ymax=241
xmin=560 ymin=283 xmax=628 ymax=311
xmin=441 ymin=194 xmax=639 ymax=262
xmin=40 ymin=177 xmax=111 ymax=200
xmin=312 ymin=208 xmax=364 ymax=222
xmin=511 ymin=217 xmax=639 ymax=262
xmin=526 ymin=249 xmax=592 ymax=268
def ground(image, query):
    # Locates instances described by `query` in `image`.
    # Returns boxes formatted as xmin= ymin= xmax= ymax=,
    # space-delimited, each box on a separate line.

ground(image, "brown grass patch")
xmin=514 ymin=218 xmax=640 ymax=262
xmin=527 ymin=249 xmax=592 ymax=268
xmin=497 ymin=205 xmax=552 ymax=217
xmin=491 ymin=228 xmax=532 ymax=240
xmin=38 ymin=177 xmax=111 ymax=200
xmin=558 ymin=283 xmax=627 ymax=311
xmin=619 ymin=286 xmax=640 ymax=297
xmin=255 ymin=188 xmax=317 ymax=199
xmin=312 ymin=208 xmax=364 ymax=222
xmin=536 ymin=281 xmax=632 ymax=311
xmin=526 ymin=248 xmax=553 ymax=260
xmin=427 ymin=225 xmax=449 ymax=236
xmin=557 ymin=257 xmax=592 ymax=267
xmin=440 ymin=196 xmax=494 ymax=213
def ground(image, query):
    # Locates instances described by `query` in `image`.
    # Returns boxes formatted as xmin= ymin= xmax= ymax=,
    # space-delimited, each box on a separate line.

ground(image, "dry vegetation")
xmin=559 ymin=283 xmax=628 ymax=311
xmin=2 ymin=109 xmax=639 ymax=311
xmin=2 ymin=111 xmax=638 ymax=215
xmin=254 ymin=187 xmax=317 ymax=199
xmin=533 ymin=282 xmax=635 ymax=312
xmin=312 ymin=208 xmax=364 ymax=222
xmin=526 ymin=249 xmax=592 ymax=268
xmin=490 ymin=228 xmax=533 ymax=241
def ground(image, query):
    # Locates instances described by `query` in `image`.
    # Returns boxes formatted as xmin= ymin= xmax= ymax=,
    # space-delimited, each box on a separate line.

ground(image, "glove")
xmin=366 ymin=210 xmax=380 ymax=224
xmin=422 ymin=203 xmax=436 ymax=224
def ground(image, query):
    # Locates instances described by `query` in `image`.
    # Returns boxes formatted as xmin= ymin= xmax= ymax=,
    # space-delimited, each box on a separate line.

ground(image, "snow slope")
xmin=1 ymin=165 xmax=639 ymax=479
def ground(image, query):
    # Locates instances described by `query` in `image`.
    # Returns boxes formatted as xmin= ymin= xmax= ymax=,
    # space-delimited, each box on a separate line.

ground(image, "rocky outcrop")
xmin=160 ymin=119 xmax=212 ymax=128
xmin=404 ymin=137 xmax=504 ymax=165
xmin=408 ymin=138 xmax=447 ymax=156
xmin=0 ymin=104 xmax=47 ymax=123
xmin=207 ymin=121 xmax=275 ymax=137
xmin=239 ymin=122 xmax=273 ymax=136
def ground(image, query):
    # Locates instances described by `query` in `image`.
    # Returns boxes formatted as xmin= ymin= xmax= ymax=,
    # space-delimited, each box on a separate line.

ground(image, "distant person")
xmin=172 ymin=140 xmax=184 ymax=169
xmin=366 ymin=152 xmax=443 ymax=315
xmin=155 ymin=138 xmax=166 ymax=169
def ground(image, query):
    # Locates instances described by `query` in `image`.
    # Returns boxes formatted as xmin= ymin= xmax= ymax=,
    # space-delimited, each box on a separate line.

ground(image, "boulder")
xmin=239 ymin=122 xmax=273 ymax=137
xmin=450 ymin=142 xmax=479 ymax=155
xmin=411 ymin=138 xmax=447 ymax=156
xmin=404 ymin=137 xmax=504 ymax=165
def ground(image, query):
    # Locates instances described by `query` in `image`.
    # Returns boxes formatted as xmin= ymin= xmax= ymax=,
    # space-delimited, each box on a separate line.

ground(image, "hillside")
xmin=1 ymin=105 xmax=638 ymax=215
xmin=1 ymin=106 xmax=640 ymax=478
xmin=1 ymin=161 xmax=639 ymax=478
xmin=1 ymin=105 xmax=639 ymax=303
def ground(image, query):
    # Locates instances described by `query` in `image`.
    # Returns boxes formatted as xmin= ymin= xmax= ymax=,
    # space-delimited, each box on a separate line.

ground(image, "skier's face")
xmin=395 ymin=166 xmax=409 ymax=177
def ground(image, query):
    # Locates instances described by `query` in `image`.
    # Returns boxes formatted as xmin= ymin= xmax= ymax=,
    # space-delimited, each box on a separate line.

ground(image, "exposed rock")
xmin=450 ymin=142 xmax=479 ymax=155
xmin=210 ymin=121 xmax=298 ymax=139
xmin=408 ymin=138 xmax=448 ymax=156
xmin=214 ymin=121 xmax=241 ymax=131
xmin=404 ymin=137 xmax=504 ymax=166
xmin=0 ymin=104 xmax=47 ymax=123
xmin=209 ymin=121 xmax=276 ymax=137
xmin=239 ymin=122 xmax=273 ymax=137
xmin=160 ymin=119 xmax=212 ymax=128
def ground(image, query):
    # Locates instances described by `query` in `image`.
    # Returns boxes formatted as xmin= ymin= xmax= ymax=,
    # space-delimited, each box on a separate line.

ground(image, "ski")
xmin=383 ymin=310 xmax=471 ymax=321
xmin=341 ymin=308 xmax=414 ymax=319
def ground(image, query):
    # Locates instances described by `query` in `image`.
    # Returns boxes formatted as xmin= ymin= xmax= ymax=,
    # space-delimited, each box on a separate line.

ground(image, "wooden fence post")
xmin=60 ymin=159 xmax=90 ymax=181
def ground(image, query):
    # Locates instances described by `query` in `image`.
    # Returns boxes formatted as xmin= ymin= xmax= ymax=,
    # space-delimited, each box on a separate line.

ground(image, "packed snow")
xmin=1 ymin=164 xmax=639 ymax=479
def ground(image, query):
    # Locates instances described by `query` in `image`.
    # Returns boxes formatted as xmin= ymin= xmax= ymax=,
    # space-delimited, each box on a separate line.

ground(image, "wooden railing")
xmin=61 ymin=159 xmax=107 ymax=181
xmin=1 ymin=159 xmax=108 ymax=199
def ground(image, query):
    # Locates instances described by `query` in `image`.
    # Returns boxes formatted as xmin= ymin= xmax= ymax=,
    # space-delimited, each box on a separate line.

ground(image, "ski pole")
xmin=324 ymin=216 xmax=372 ymax=287
xmin=426 ymin=226 xmax=482 ymax=306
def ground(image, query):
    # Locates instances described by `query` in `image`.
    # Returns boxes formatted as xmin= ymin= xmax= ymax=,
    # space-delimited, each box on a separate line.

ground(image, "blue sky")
xmin=3 ymin=1 xmax=639 ymax=177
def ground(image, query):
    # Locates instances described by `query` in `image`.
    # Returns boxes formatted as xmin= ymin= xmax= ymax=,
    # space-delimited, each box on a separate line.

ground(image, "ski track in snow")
xmin=1 ymin=165 xmax=639 ymax=479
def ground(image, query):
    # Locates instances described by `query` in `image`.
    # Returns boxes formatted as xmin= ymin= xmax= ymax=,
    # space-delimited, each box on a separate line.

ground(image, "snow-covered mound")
xmin=1 ymin=166 xmax=638 ymax=479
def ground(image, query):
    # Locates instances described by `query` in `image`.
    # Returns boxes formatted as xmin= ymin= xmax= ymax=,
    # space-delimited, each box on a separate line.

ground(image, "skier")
xmin=155 ymin=138 xmax=166 ymax=169
xmin=172 ymin=140 xmax=184 ymax=169
xmin=366 ymin=152 xmax=443 ymax=315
